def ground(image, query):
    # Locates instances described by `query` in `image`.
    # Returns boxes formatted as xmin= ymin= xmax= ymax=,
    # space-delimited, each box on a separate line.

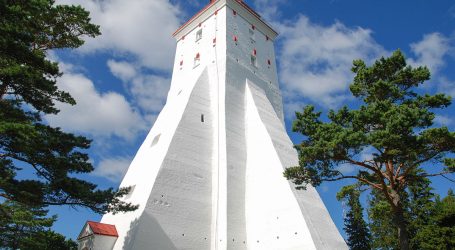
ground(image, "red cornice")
xmin=172 ymin=0 xmax=276 ymax=39
xmin=172 ymin=1 xmax=216 ymax=37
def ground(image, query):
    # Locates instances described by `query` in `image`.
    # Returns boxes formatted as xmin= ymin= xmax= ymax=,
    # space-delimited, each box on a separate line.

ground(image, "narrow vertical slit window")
xmin=201 ymin=114 xmax=205 ymax=123
xmin=151 ymin=134 xmax=161 ymax=147
xmin=251 ymin=55 xmax=257 ymax=68
xmin=196 ymin=29 xmax=202 ymax=42
xmin=194 ymin=53 xmax=200 ymax=67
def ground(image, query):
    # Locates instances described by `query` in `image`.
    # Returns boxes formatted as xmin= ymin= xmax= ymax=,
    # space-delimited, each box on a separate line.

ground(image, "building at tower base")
xmin=82 ymin=1 xmax=348 ymax=249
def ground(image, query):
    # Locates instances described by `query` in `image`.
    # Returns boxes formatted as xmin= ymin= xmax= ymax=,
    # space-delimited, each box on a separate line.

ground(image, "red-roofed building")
xmin=77 ymin=221 xmax=118 ymax=250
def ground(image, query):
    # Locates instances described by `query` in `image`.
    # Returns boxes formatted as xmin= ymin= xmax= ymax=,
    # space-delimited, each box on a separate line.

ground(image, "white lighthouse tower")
xmin=92 ymin=0 xmax=348 ymax=249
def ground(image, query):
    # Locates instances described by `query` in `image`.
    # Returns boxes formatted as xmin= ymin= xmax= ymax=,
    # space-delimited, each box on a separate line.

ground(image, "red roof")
xmin=87 ymin=221 xmax=119 ymax=237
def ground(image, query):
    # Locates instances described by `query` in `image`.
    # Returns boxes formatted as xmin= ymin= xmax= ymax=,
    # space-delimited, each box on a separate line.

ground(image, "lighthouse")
xmin=83 ymin=0 xmax=348 ymax=249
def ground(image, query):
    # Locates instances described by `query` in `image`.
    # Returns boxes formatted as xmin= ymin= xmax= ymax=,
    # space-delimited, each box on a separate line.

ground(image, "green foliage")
xmin=337 ymin=185 xmax=371 ymax=250
xmin=367 ymin=175 xmax=435 ymax=249
xmin=0 ymin=201 xmax=76 ymax=249
xmin=0 ymin=0 xmax=137 ymax=214
xmin=368 ymin=189 xmax=399 ymax=250
xmin=413 ymin=189 xmax=455 ymax=250
xmin=348 ymin=175 xmax=453 ymax=250
xmin=286 ymin=50 xmax=455 ymax=249
xmin=286 ymin=50 xmax=454 ymax=189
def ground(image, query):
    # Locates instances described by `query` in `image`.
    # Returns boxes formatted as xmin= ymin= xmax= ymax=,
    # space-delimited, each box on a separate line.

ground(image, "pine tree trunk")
xmin=395 ymin=207 xmax=410 ymax=250
xmin=390 ymin=190 xmax=410 ymax=250
xmin=0 ymin=83 xmax=7 ymax=99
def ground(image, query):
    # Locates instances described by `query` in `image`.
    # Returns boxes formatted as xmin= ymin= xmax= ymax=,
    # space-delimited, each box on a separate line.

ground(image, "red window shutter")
xmin=180 ymin=60 xmax=183 ymax=66
xmin=253 ymin=49 xmax=257 ymax=55
xmin=215 ymin=10 xmax=218 ymax=15
xmin=252 ymin=25 xmax=255 ymax=30
xmin=196 ymin=53 xmax=200 ymax=59
xmin=213 ymin=37 xmax=216 ymax=43
xmin=182 ymin=35 xmax=185 ymax=40
xmin=233 ymin=35 xmax=238 ymax=42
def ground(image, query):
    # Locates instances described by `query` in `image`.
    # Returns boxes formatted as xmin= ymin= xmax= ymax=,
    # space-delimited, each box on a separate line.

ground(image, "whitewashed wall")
xmin=99 ymin=1 xmax=347 ymax=249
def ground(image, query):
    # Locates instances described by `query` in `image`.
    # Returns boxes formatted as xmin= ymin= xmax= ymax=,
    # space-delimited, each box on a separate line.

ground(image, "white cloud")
xmin=337 ymin=164 xmax=356 ymax=175
xmin=61 ymin=0 xmax=181 ymax=70
xmin=434 ymin=115 xmax=453 ymax=126
xmin=253 ymin=0 xmax=285 ymax=20
xmin=409 ymin=33 xmax=450 ymax=75
xmin=107 ymin=60 xmax=137 ymax=82
xmin=283 ymin=100 xmax=307 ymax=120
xmin=439 ymin=76 xmax=455 ymax=97
xmin=277 ymin=16 xmax=385 ymax=108
xmin=107 ymin=60 xmax=170 ymax=117
xmin=45 ymin=67 xmax=146 ymax=140
xmin=93 ymin=156 xmax=132 ymax=182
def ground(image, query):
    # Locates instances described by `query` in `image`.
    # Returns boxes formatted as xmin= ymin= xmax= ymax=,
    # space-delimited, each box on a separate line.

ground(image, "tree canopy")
xmin=285 ymin=50 xmax=455 ymax=250
xmin=0 ymin=0 xmax=137 ymax=215
xmin=336 ymin=185 xmax=371 ymax=250
xmin=0 ymin=201 xmax=77 ymax=249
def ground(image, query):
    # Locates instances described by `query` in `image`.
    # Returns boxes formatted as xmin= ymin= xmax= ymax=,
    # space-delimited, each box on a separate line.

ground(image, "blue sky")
xmin=47 ymin=0 xmax=455 ymax=240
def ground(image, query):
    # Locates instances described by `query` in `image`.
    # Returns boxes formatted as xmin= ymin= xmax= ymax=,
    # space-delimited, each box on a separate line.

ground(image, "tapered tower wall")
xmin=99 ymin=1 xmax=348 ymax=249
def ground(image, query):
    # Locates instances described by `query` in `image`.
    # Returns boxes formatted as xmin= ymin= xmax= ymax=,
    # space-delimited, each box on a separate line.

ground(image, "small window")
xmin=251 ymin=55 xmax=257 ymax=67
xmin=233 ymin=10 xmax=237 ymax=16
xmin=249 ymin=29 xmax=254 ymax=36
xmin=196 ymin=29 xmax=202 ymax=41
xmin=250 ymin=37 xmax=255 ymax=44
xmin=194 ymin=53 xmax=200 ymax=67
xmin=151 ymin=134 xmax=161 ymax=147
xmin=201 ymin=114 xmax=205 ymax=122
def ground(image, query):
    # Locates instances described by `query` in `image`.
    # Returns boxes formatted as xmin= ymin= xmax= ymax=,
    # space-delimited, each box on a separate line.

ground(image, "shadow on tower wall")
xmin=122 ymin=212 xmax=177 ymax=250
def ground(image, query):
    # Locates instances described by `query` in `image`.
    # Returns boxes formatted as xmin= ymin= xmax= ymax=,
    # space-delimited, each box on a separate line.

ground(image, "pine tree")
xmin=413 ymin=189 xmax=455 ymax=249
xmin=0 ymin=201 xmax=77 ymax=249
xmin=0 ymin=0 xmax=138 ymax=247
xmin=285 ymin=50 xmax=455 ymax=249
xmin=337 ymin=185 xmax=371 ymax=250
xmin=0 ymin=0 xmax=137 ymax=215
xmin=367 ymin=173 xmax=442 ymax=249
